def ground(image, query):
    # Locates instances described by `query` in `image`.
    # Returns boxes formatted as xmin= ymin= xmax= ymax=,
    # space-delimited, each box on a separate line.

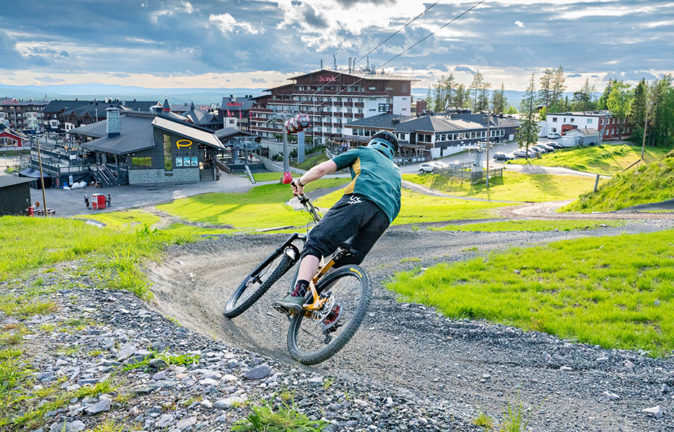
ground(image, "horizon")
xmin=1 ymin=1 xmax=672 ymax=94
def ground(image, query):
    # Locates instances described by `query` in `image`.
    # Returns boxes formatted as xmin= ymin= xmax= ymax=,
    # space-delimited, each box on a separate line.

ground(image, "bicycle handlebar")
xmin=296 ymin=193 xmax=322 ymax=224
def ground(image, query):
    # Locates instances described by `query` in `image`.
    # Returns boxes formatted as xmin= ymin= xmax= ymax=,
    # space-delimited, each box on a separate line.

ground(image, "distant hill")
xmin=564 ymin=150 xmax=674 ymax=212
xmin=0 ymin=83 xmax=265 ymax=105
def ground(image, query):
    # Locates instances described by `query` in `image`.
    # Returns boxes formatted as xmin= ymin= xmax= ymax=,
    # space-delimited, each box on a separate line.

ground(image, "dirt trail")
xmin=147 ymin=223 xmax=674 ymax=431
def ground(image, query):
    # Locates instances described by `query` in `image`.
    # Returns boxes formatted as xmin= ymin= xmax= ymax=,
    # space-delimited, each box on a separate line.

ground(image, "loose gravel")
xmin=3 ymin=219 xmax=673 ymax=431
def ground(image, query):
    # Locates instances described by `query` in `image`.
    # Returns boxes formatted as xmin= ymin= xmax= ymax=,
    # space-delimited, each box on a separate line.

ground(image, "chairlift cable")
xmin=310 ymin=0 xmax=485 ymax=110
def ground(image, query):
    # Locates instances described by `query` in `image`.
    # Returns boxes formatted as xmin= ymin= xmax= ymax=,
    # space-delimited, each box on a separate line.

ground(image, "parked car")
xmin=512 ymin=149 xmax=528 ymax=158
xmin=533 ymin=145 xmax=550 ymax=153
xmin=538 ymin=143 xmax=555 ymax=151
xmin=493 ymin=153 xmax=510 ymax=161
xmin=548 ymin=141 xmax=564 ymax=149
xmin=419 ymin=162 xmax=434 ymax=173
xmin=547 ymin=132 xmax=561 ymax=139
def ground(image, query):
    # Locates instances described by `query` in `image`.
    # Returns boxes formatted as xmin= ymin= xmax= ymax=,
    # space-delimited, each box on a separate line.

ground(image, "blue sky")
xmin=1 ymin=0 xmax=672 ymax=92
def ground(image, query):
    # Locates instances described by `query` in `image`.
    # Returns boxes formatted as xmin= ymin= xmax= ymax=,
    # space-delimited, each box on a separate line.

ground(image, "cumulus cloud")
xmin=209 ymin=13 xmax=260 ymax=34
xmin=515 ymin=20 xmax=524 ymax=28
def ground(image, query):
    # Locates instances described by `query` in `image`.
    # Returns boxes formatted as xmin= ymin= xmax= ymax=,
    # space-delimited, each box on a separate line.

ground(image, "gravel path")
xmin=147 ymin=220 xmax=674 ymax=431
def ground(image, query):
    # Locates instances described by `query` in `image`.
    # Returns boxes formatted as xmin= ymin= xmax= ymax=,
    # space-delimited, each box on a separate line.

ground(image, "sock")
xmin=292 ymin=280 xmax=309 ymax=297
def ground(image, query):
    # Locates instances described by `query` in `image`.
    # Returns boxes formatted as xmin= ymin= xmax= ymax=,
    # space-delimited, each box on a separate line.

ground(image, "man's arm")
xmin=291 ymin=160 xmax=337 ymax=195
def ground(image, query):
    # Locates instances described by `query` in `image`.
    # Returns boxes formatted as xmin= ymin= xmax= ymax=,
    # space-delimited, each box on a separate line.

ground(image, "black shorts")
xmin=303 ymin=194 xmax=390 ymax=266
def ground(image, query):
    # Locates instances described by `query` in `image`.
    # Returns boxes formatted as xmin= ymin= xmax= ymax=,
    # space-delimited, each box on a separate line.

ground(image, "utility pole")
xmin=640 ymin=106 xmax=649 ymax=161
xmin=485 ymin=107 xmax=491 ymax=188
xmin=34 ymin=137 xmax=48 ymax=217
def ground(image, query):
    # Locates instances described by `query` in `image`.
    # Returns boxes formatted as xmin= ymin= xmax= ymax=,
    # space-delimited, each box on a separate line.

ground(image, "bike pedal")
xmin=272 ymin=303 xmax=295 ymax=317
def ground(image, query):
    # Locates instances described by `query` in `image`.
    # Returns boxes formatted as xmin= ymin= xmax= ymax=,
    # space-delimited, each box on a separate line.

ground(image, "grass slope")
xmin=388 ymin=229 xmax=674 ymax=356
xmin=509 ymin=144 xmax=670 ymax=176
xmin=434 ymin=219 xmax=623 ymax=232
xmin=315 ymin=188 xmax=516 ymax=224
xmin=156 ymin=179 xmax=348 ymax=230
xmin=0 ymin=216 xmax=196 ymax=297
xmin=403 ymin=170 xmax=601 ymax=202
xmin=564 ymin=150 xmax=674 ymax=212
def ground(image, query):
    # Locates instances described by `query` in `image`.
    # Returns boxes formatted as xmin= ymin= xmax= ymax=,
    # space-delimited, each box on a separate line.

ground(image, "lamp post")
xmin=32 ymin=136 xmax=48 ymax=217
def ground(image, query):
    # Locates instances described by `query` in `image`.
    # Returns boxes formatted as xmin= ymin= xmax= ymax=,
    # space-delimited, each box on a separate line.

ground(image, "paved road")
xmin=28 ymin=172 xmax=257 ymax=217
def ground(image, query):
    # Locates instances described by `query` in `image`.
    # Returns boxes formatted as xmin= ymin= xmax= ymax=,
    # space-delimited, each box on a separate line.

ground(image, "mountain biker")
xmin=273 ymin=130 xmax=402 ymax=319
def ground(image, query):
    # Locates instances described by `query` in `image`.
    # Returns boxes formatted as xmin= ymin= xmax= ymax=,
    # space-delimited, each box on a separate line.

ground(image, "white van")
xmin=547 ymin=132 xmax=561 ymax=139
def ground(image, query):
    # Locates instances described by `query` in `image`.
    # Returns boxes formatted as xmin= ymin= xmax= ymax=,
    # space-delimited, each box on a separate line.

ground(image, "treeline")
xmin=424 ymin=72 xmax=512 ymax=115
xmin=596 ymin=76 xmax=674 ymax=147
xmin=426 ymin=67 xmax=674 ymax=147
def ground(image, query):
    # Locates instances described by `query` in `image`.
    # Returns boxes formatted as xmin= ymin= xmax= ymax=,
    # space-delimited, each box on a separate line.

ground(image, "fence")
xmin=435 ymin=166 xmax=503 ymax=184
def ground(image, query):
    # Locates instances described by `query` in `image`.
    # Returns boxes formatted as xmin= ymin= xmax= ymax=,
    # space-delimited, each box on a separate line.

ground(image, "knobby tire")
xmin=224 ymin=254 xmax=295 ymax=319
xmin=287 ymin=265 xmax=371 ymax=365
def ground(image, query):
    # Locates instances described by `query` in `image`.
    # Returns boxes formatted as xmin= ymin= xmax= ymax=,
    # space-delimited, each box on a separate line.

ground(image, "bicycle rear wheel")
xmin=287 ymin=265 xmax=371 ymax=365
xmin=224 ymin=247 xmax=297 ymax=318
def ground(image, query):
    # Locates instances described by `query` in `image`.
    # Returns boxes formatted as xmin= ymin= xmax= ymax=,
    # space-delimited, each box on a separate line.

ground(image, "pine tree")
xmin=491 ymin=83 xmax=507 ymax=114
xmin=572 ymin=78 xmax=595 ymax=111
xmin=425 ymin=87 xmax=433 ymax=112
xmin=442 ymin=74 xmax=456 ymax=109
xmin=517 ymin=73 xmax=541 ymax=158
xmin=550 ymin=66 xmax=566 ymax=112
xmin=631 ymin=79 xmax=648 ymax=131
xmin=470 ymin=71 xmax=485 ymax=111
xmin=538 ymin=68 xmax=554 ymax=109
xmin=598 ymin=80 xmax=614 ymax=110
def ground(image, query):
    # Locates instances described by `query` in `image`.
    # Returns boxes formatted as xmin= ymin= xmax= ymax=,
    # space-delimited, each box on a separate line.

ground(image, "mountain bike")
xmin=223 ymin=194 xmax=372 ymax=365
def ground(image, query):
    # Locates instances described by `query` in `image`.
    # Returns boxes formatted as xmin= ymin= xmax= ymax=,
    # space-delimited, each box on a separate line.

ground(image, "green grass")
xmin=77 ymin=210 xmax=160 ymax=230
xmin=435 ymin=220 xmax=623 ymax=232
xmin=315 ymin=188 xmax=516 ymax=224
xmin=387 ymin=229 xmax=674 ymax=357
xmin=564 ymin=150 xmax=674 ymax=212
xmin=251 ymin=171 xmax=285 ymax=182
xmin=0 ymin=217 xmax=198 ymax=297
xmin=403 ymin=170 xmax=603 ymax=202
xmin=508 ymin=144 xmax=670 ymax=176
xmin=292 ymin=152 xmax=329 ymax=171
xmin=157 ymin=179 xmax=348 ymax=230
xmin=232 ymin=398 xmax=327 ymax=432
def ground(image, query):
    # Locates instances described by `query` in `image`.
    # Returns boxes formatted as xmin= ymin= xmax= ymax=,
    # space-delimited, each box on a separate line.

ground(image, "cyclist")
xmin=273 ymin=130 xmax=402 ymax=318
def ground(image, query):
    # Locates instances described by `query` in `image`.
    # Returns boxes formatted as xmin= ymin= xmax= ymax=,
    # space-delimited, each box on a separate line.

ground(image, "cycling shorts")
xmin=302 ymin=194 xmax=390 ymax=266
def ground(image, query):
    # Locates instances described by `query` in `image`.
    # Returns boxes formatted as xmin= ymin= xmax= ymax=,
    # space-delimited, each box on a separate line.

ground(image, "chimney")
xmin=106 ymin=107 xmax=120 ymax=138
xmin=162 ymin=97 xmax=171 ymax=113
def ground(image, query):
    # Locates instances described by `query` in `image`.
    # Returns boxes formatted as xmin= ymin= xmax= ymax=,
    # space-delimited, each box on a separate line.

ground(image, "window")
xmin=132 ymin=157 xmax=152 ymax=168
xmin=552 ymin=117 xmax=557 ymax=122
xmin=570 ymin=118 xmax=575 ymax=123
xmin=587 ymin=119 xmax=593 ymax=124
xmin=163 ymin=134 xmax=172 ymax=171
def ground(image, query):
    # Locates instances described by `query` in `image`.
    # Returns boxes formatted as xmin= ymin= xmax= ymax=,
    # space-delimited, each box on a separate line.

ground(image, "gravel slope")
xmin=147 ymin=221 xmax=674 ymax=431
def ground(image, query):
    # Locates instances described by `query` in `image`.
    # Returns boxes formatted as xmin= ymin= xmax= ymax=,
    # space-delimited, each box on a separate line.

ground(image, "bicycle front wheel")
xmin=224 ymin=249 xmax=296 ymax=319
xmin=287 ymin=265 xmax=371 ymax=365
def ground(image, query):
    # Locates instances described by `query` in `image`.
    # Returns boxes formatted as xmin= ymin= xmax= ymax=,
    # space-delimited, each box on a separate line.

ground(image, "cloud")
xmin=455 ymin=66 xmax=476 ymax=75
xmin=514 ymin=20 xmax=524 ymax=28
xmin=334 ymin=0 xmax=395 ymax=8
xmin=209 ymin=13 xmax=260 ymax=35
xmin=183 ymin=1 xmax=193 ymax=14
xmin=567 ymin=73 xmax=581 ymax=78
xmin=302 ymin=5 xmax=328 ymax=28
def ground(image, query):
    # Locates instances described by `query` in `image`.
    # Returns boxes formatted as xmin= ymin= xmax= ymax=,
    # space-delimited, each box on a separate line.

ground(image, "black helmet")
xmin=367 ymin=130 xmax=399 ymax=160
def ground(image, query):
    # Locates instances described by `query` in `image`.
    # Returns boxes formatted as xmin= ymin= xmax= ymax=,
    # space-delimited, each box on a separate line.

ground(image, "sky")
xmin=1 ymin=0 xmax=673 ymax=93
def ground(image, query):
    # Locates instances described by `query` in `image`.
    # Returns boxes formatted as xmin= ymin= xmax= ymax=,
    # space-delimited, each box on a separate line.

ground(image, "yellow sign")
xmin=176 ymin=139 xmax=192 ymax=149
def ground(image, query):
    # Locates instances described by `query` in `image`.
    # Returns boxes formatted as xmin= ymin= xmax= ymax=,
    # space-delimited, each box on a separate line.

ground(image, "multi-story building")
xmin=249 ymin=68 xmax=414 ymax=144
xmin=344 ymin=110 xmax=518 ymax=159
xmin=43 ymin=99 xmax=157 ymax=131
xmin=0 ymin=99 xmax=48 ymax=132
xmin=546 ymin=110 xmax=631 ymax=141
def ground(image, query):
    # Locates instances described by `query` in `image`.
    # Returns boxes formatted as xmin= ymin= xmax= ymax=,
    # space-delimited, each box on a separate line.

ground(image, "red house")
xmin=0 ymin=127 xmax=27 ymax=147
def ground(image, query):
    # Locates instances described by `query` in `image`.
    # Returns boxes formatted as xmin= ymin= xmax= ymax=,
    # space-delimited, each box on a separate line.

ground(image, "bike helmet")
xmin=367 ymin=130 xmax=399 ymax=160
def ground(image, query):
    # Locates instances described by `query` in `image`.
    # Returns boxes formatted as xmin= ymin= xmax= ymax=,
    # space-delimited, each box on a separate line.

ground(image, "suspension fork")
xmin=250 ymin=233 xmax=301 ymax=278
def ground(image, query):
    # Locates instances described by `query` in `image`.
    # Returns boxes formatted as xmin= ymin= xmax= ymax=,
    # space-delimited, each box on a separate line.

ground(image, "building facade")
xmin=546 ymin=110 xmax=631 ymax=141
xmin=344 ymin=111 xmax=518 ymax=159
xmin=249 ymin=68 xmax=414 ymax=144
xmin=0 ymin=99 xmax=48 ymax=132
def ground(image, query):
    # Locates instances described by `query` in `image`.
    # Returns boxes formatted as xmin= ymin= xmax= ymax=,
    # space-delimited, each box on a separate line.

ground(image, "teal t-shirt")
xmin=331 ymin=147 xmax=402 ymax=223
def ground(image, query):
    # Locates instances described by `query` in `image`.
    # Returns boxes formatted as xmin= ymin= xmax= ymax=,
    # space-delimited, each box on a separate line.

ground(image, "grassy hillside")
xmin=388 ymin=229 xmax=674 ymax=356
xmin=508 ymin=144 xmax=670 ymax=176
xmin=564 ymin=150 xmax=674 ymax=212
xmin=403 ymin=170 xmax=602 ymax=202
